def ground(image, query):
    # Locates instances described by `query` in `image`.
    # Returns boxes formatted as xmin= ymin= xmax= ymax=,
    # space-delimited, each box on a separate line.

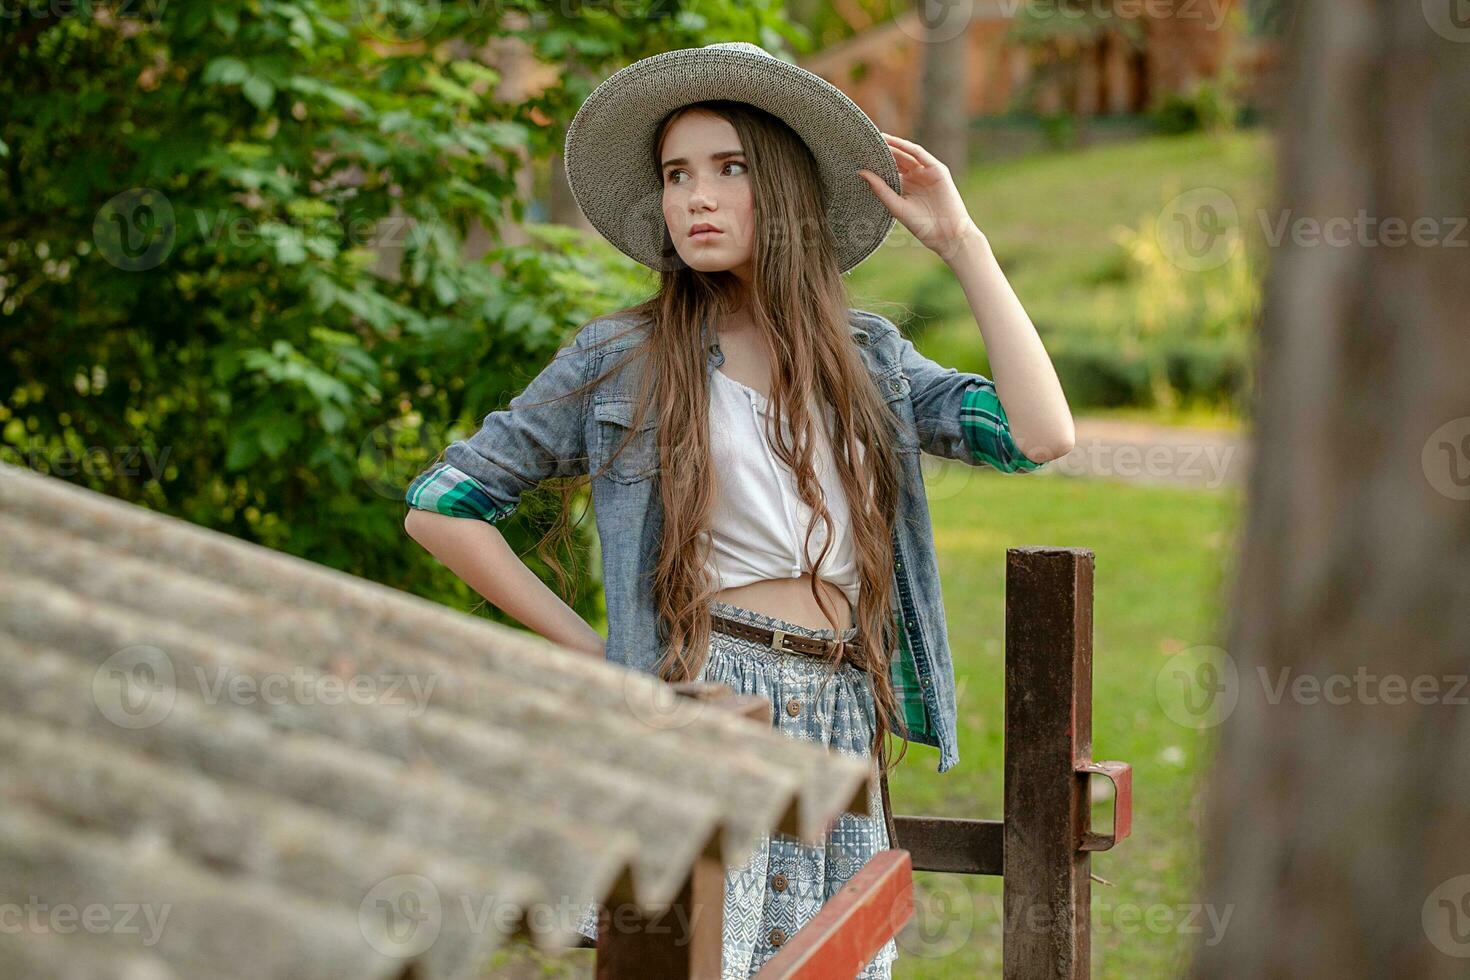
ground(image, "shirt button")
xmin=785 ymin=697 xmax=800 ymax=717
xmin=769 ymin=927 xmax=787 ymax=946
xmin=771 ymin=873 xmax=788 ymax=892
xmin=889 ymin=379 xmax=903 ymax=393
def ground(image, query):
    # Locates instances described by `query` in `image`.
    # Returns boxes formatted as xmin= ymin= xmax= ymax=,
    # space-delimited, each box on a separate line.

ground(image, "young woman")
xmin=403 ymin=42 xmax=1073 ymax=979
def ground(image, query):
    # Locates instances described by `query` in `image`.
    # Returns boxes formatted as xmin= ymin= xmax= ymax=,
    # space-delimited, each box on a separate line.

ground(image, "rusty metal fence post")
xmin=1003 ymin=546 xmax=1130 ymax=980
xmin=890 ymin=546 xmax=1131 ymax=979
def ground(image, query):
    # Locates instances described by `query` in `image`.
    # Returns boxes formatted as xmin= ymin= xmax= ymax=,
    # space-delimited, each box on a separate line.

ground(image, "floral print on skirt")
xmin=576 ymin=599 xmax=897 ymax=979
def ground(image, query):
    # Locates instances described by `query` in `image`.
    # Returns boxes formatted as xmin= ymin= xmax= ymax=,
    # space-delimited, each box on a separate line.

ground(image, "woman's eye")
xmin=666 ymin=162 xmax=747 ymax=184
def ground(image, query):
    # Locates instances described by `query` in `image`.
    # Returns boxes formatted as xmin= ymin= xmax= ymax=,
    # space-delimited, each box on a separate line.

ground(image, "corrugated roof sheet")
xmin=0 ymin=461 xmax=877 ymax=979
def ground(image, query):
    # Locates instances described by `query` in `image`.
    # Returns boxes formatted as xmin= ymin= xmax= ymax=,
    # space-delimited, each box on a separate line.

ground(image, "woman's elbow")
xmin=404 ymin=507 xmax=432 ymax=543
xmin=1013 ymin=422 xmax=1074 ymax=464
xmin=1030 ymin=435 xmax=1075 ymax=464
xmin=1035 ymin=416 xmax=1076 ymax=462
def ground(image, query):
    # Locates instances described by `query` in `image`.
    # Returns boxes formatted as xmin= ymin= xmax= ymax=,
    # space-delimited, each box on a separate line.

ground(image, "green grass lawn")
xmin=846 ymin=127 xmax=1275 ymax=421
xmin=483 ymin=466 xmax=1241 ymax=978
xmin=887 ymin=462 xmax=1240 ymax=979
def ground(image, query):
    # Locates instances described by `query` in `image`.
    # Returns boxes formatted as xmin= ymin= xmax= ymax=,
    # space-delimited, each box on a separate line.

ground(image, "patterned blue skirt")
xmin=576 ymin=600 xmax=897 ymax=979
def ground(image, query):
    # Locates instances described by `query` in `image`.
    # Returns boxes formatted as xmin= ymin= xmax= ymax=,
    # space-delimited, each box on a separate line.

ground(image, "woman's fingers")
xmin=888 ymin=144 xmax=922 ymax=172
xmin=881 ymin=131 xmax=945 ymax=172
xmin=857 ymin=169 xmax=906 ymax=216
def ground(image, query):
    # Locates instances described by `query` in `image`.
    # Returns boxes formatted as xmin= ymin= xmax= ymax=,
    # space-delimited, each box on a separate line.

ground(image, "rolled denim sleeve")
xmin=858 ymin=309 xmax=1046 ymax=473
xmin=404 ymin=325 xmax=597 ymax=523
xmin=958 ymin=382 xmax=1044 ymax=473
xmin=405 ymin=462 xmax=518 ymax=523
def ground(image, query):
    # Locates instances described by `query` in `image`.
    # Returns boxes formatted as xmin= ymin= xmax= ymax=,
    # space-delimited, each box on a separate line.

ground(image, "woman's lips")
xmin=690 ymin=229 xmax=723 ymax=241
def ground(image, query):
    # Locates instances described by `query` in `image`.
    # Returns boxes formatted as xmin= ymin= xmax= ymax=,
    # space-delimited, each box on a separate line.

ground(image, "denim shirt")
xmin=405 ymin=309 xmax=1046 ymax=773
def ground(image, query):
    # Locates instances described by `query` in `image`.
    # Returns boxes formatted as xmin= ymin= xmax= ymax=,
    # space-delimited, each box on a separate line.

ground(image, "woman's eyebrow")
xmin=660 ymin=150 xmax=746 ymax=171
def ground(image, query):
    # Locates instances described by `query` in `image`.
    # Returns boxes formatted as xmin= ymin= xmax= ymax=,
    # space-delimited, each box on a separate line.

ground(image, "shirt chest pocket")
xmin=592 ymin=398 xmax=660 ymax=484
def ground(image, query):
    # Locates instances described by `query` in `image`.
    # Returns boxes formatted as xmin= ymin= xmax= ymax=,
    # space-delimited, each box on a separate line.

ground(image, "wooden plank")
xmin=594 ymin=854 xmax=725 ymax=979
xmin=752 ymin=849 xmax=913 ymax=979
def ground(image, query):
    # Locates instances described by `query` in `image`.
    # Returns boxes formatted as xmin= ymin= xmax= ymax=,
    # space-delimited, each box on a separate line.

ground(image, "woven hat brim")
xmin=563 ymin=46 xmax=901 ymax=275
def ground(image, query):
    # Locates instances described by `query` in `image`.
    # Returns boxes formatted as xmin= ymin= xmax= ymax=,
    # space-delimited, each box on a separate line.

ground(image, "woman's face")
xmin=659 ymin=110 xmax=755 ymax=280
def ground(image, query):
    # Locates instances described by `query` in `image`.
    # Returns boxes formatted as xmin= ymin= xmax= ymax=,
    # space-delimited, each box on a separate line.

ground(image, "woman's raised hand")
xmin=858 ymin=131 xmax=983 ymax=261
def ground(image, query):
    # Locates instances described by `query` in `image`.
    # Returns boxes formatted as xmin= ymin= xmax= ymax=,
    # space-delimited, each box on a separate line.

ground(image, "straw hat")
xmin=562 ymin=41 xmax=901 ymax=274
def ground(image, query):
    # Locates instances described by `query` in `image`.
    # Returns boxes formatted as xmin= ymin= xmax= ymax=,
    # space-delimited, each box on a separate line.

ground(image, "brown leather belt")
xmin=709 ymin=612 xmax=864 ymax=668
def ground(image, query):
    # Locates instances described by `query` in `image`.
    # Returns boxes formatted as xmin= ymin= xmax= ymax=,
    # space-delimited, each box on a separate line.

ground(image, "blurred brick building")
xmin=797 ymin=0 xmax=1281 ymax=134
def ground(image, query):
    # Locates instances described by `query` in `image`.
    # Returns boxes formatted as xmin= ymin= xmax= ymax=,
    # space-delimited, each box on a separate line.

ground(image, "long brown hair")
xmin=527 ymin=100 xmax=911 ymax=773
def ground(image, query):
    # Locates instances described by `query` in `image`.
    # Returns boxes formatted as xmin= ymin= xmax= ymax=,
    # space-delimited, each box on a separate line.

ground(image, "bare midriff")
xmin=713 ymin=572 xmax=854 ymax=633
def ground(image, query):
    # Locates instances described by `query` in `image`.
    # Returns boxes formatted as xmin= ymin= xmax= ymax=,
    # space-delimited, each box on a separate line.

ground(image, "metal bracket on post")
xmin=1077 ymin=760 xmax=1133 ymax=852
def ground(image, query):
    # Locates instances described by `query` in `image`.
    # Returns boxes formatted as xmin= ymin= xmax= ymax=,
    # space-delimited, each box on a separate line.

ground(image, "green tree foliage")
xmin=0 ymin=1 xmax=791 ymax=617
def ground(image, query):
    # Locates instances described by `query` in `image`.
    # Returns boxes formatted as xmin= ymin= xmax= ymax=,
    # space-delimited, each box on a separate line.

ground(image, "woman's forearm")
xmin=403 ymin=509 xmax=606 ymax=658
xmin=944 ymin=225 xmax=1075 ymax=462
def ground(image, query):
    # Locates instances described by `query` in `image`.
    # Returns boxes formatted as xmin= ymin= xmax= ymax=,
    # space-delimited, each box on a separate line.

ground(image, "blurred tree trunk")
xmin=547 ymin=149 xmax=584 ymax=229
xmin=914 ymin=0 xmax=970 ymax=173
xmin=549 ymin=60 xmax=598 ymax=229
xmin=1190 ymin=1 xmax=1470 ymax=977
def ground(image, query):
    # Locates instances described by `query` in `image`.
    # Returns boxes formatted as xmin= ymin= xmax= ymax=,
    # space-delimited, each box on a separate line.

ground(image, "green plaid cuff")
xmin=960 ymin=383 xmax=1045 ymax=473
xmin=405 ymin=461 xmax=518 ymax=523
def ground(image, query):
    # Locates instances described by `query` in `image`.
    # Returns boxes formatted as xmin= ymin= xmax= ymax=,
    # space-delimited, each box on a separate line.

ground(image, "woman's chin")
xmin=677 ymin=251 xmax=741 ymax=274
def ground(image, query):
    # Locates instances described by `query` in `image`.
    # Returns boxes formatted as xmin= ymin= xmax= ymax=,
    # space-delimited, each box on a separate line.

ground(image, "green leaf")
xmin=243 ymin=75 xmax=276 ymax=110
xmin=423 ymin=73 xmax=478 ymax=107
xmin=225 ymin=429 xmax=263 ymax=471
xmin=203 ymin=57 xmax=250 ymax=86
xmin=258 ymin=416 xmax=304 ymax=459
xmin=319 ymin=403 xmax=346 ymax=434
xmin=431 ymin=271 xmax=459 ymax=306
xmin=212 ymin=8 xmax=240 ymax=38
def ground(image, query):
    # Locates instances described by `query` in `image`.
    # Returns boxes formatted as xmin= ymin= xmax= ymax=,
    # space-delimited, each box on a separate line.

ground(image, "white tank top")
xmin=703 ymin=367 xmax=862 ymax=616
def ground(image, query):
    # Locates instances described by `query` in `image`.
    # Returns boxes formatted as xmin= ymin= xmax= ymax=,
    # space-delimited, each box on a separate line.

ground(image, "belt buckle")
xmin=769 ymin=629 xmax=787 ymax=652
